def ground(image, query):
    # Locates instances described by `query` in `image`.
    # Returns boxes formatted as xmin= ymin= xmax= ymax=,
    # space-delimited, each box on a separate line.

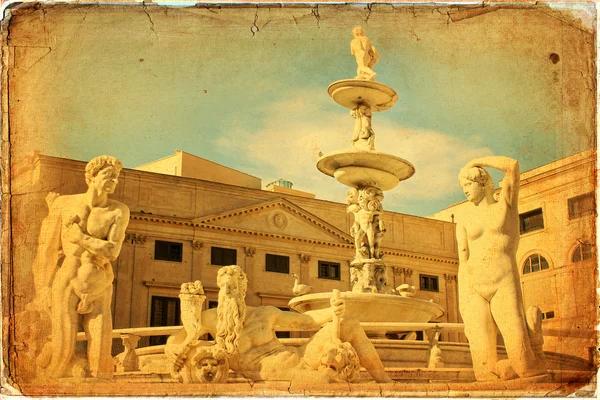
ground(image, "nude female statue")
xmin=456 ymin=156 xmax=545 ymax=381
xmin=33 ymin=156 xmax=129 ymax=379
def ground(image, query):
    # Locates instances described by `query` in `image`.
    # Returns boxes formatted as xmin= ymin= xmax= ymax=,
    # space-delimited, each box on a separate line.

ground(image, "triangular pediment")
xmin=192 ymin=198 xmax=353 ymax=244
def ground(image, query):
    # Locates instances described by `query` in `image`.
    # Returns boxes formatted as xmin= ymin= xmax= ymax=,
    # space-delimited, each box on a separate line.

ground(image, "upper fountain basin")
xmin=317 ymin=149 xmax=415 ymax=191
xmin=328 ymin=79 xmax=398 ymax=111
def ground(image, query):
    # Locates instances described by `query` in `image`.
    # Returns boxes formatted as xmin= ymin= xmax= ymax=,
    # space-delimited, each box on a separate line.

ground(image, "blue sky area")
xmin=22 ymin=5 xmax=595 ymax=216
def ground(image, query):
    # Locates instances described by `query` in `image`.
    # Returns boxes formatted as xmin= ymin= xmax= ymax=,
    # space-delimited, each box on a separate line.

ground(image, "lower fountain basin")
xmin=288 ymin=292 xmax=445 ymax=323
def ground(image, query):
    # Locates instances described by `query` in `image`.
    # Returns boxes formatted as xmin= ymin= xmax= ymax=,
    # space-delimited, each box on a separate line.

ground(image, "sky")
xmin=13 ymin=4 xmax=596 ymax=216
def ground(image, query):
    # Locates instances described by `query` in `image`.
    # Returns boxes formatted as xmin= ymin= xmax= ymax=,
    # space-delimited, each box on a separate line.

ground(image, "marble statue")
xmin=189 ymin=346 xmax=229 ymax=383
xmin=456 ymin=156 xmax=546 ymax=381
xmin=350 ymin=26 xmax=379 ymax=81
xmin=347 ymin=187 xmax=385 ymax=261
xmin=166 ymin=266 xmax=392 ymax=384
xmin=350 ymin=105 xmax=375 ymax=150
xmin=29 ymin=155 xmax=130 ymax=380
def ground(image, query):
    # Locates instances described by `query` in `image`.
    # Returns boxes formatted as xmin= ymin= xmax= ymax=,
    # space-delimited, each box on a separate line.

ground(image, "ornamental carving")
xmin=126 ymin=233 xmax=148 ymax=246
xmin=244 ymin=247 xmax=256 ymax=257
xmin=444 ymin=274 xmax=457 ymax=281
xmin=272 ymin=212 xmax=288 ymax=230
xmin=391 ymin=266 xmax=404 ymax=275
xmin=191 ymin=240 xmax=203 ymax=251
xmin=298 ymin=254 xmax=311 ymax=263
xmin=404 ymin=268 xmax=414 ymax=277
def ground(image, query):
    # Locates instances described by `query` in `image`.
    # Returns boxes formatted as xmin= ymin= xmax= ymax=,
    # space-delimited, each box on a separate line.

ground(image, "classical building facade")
xmin=11 ymin=152 xmax=461 ymax=349
xmin=430 ymin=150 xmax=597 ymax=362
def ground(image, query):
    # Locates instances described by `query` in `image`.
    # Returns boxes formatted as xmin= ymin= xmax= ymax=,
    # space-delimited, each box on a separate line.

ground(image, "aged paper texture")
xmin=1 ymin=1 xmax=597 ymax=397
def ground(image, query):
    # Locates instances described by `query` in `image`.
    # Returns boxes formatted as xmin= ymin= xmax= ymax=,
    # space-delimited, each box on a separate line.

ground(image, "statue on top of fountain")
xmin=350 ymin=26 xmax=380 ymax=81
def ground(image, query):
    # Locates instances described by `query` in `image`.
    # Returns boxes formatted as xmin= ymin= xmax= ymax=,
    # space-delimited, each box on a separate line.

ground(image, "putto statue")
xmin=350 ymin=105 xmax=375 ymax=150
xmin=347 ymin=187 xmax=385 ymax=262
xmin=30 ymin=155 xmax=130 ymax=379
xmin=456 ymin=156 xmax=546 ymax=381
xmin=166 ymin=265 xmax=392 ymax=384
xmin=350 ymin=26 xmax=380 ymax=81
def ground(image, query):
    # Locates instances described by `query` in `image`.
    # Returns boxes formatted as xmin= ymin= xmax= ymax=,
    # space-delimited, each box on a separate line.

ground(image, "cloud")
xmin=215 ymin=90 xmax=493 ymax=212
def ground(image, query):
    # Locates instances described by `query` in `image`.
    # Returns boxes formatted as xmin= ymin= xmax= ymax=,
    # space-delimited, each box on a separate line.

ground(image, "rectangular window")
xmin=149 ymin=296 xmax=181 ymax=345
xmin=154 ymin=240 xmax=183 ymax=262
xmin=568 ymin=193 xmax=595 ymax=219
xmin=541 ymin=311 xmax=555 ymax=320
xmin=211 ymin=247 xmax=237 ymax=266
xmin=318 ymin=261 xmax=341 ymax=280
xmin=519 ymin=208 xmax=544 ymax=234
xmin=266 ymin=254 xmax=290 ymax=274
xmin=419 ymin=274 xmax=439 ymax=292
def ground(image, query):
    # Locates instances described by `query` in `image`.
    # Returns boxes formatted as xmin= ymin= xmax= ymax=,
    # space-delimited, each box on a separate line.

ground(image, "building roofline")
xmin=178 ymin=150 xmax=261 ymax=181
xmin=34 ymin=153 xmax=457 ymax=227
xmin=133 ymin=151 xmax=180 ymax=169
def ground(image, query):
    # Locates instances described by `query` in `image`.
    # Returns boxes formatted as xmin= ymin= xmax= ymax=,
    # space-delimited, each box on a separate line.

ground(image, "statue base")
xmin=349 ymin=259 xmax=388 ymax=293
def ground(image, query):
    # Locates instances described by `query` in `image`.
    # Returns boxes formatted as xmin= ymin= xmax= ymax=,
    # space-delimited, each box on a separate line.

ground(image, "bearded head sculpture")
xmin=215 ymin=265 xmax=248 ymax=356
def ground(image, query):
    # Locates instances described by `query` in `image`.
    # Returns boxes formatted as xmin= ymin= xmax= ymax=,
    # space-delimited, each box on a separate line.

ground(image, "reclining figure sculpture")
xmin=166 ymin=265 xmax=393 ymax=384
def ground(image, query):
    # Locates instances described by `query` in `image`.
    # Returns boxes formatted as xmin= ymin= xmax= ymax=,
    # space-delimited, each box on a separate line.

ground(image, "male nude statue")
xmin=456 ymin=156 xmax=545 ymax=381
xmin=347 ymin=187 xmax=385 ymax=261
xmin=32 ymin=156 xmax=130 ymax=379
xmin=350 ymin=26 xmax=380 ymax=81
xmin=166 ymin=265 xmax=392 ymax=384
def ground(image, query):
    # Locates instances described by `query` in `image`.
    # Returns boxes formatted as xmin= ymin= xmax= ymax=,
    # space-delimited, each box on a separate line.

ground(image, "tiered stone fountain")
xmin=289 ymin=27 xmax=444 ymax=325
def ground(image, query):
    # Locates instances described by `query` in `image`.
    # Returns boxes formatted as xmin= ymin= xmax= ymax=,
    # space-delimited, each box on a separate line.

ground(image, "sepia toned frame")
xmin=1 ymin=0 xmax=598 ymax=397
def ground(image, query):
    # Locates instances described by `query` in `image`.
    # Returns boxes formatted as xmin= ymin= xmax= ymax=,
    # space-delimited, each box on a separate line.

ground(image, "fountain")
xmin=288 ymin=27 xmax=444 ymax=326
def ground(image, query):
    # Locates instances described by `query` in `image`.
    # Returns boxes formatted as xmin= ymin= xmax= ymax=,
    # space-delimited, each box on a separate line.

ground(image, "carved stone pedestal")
xmin=350 ymin=259 xmax=387 ymax=293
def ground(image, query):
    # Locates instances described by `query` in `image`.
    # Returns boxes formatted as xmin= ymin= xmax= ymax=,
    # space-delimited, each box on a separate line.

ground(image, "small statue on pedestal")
xmin=350 ymin=26 xmax=380 ymax=81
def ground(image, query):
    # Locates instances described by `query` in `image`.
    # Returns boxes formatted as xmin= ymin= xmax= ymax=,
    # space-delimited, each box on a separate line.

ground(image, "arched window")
xmin=522 ymin=254 xmax=550 ymax=275
xmin=572 ymin=243 xmax=594 ymax=263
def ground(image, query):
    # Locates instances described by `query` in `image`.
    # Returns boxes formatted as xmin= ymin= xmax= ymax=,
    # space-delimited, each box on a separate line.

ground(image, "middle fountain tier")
xmin=290 ymin=27 xmax=444 ymax=326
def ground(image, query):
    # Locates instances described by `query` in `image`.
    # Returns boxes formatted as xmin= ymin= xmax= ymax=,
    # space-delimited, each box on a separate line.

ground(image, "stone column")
xmin=129 ymin=233 xmax=149 ymax=328
xmin=298 ymin=254 xmax=311 ymax=285
xmin=444 ymin=273 xmax=459 ymax=342
xmin=191 ymin=240 xmax=203 ymax=282
xmin=404 ymin=268 xmax=414 ymax=286
xmin=391 ymin=266 xmax=405 ymax=288
xmin=113 ymin=234 xmax=135 ymax=329
xmin=244 ymin=247 xmax=258 ymax=307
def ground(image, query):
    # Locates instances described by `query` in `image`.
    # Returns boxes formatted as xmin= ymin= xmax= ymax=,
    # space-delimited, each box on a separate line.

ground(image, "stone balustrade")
xmin=75 ymin=323 xmax=466 ymax=374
